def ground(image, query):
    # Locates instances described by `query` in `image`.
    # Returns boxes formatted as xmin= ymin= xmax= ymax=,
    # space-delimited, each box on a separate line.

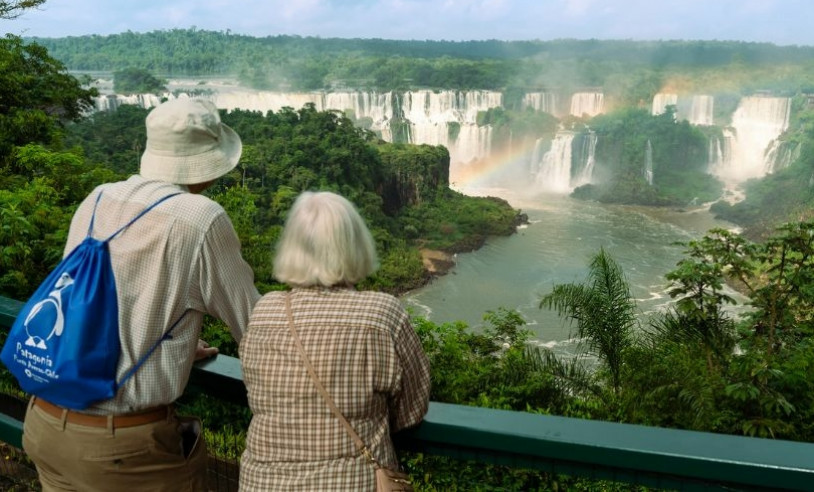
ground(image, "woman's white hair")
xmin=273 ymin=191 xmax=379 ymax=287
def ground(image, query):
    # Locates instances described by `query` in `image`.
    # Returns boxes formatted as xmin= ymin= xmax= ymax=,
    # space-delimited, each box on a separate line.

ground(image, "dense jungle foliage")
xmin=4 ymin=22 xmax=814 ymax=490
xmin=571 ymin=107 xmax=724 ymax=205
xmin=25 ymin=28 xmax=814 ymax=96
xmin=112 ymin=66 xmax=167 ymax=94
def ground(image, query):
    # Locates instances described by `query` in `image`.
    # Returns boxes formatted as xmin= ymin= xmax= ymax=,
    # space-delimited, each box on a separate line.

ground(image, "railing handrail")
xmin=2 ymin=295 xmax=814 ymax=490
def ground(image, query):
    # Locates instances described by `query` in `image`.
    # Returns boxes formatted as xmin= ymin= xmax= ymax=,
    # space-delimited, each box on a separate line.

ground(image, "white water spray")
xmin=533 ymin=132 xmax=574 ymax=193
xmin=711 ymin=96 xmax=791 ymax=183
xmin=644 ymin=140 xmax=654 ymax=185
xmin=570 ymin=92 xmax=604 ymax=118
xmin=651 ymin=93 xmax=677 ymax=116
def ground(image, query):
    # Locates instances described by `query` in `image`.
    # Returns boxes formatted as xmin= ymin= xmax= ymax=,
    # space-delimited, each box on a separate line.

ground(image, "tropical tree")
xmin=657 ymin=229 xmax=744 ymax=367
xmin=635 ymin=222 xmax=814 ymax=439
xmin=0 ymin=34 xmax=97 ymax=166
xmin=0 ymin=0 xmax=45 ymax=19
xmin=0 ymin=34 xmax=105 ymax=299
xmin=539 ymin=248 xmax=637 ymax=393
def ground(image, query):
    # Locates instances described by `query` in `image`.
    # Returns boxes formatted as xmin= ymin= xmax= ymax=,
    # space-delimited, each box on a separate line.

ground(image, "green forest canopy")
xmin=27 ymin=29 xmax=814 ymax=94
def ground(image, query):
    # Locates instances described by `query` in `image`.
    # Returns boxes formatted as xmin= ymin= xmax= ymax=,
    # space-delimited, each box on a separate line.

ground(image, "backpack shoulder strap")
xmin=116 ymin=309 xmax=189 ymax=390
xmin=86 ymin=191 xmax=105 ymax=238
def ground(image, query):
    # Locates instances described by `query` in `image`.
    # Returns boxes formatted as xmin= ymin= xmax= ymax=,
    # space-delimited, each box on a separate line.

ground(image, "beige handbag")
xmin=285 ymin=295 xmax=413 ymax=492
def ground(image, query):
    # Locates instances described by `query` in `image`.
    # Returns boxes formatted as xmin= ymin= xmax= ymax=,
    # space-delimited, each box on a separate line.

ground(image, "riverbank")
xmin=420 ymin=208 xmax=528 ymax=276
xmin=420 ymin=249 xmax=456 ymax=275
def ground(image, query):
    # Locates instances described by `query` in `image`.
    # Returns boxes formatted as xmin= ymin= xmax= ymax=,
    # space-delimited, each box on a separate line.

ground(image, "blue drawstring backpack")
xmin=1 ymin=191 xmax=182 ymax=410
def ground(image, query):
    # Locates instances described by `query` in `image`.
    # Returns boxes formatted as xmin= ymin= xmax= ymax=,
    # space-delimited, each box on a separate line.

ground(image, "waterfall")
xmin=533 ymin=132 xmax=574 ymax=193
xmin=644 ymin=139 xmax=654 ymax=185
xmin=688 ymin=95 xmax=714 ymax=126
xmin=324 ymin=91 xmax=394 ymax=124
xmin=764 ymin=140 xmax=800 ymax=173
xmin=572 ymin=131 xmax=597 ymax=187
xmin=522 ymin=92 xmax=558 ymax=115
xmin=708 ymin=136 xmax=725 ymax=172
xmin=95 ymin=87 xmax=501 ymax=169
xmin=401 ymin=90 xmax=500 ymax=124
xmin=94 ymin=95 xmax=118 ymax=112
xmin=710 ymin=128 xmax=737 ymax=176
xmin=570 ymin=92 xmax=604 ymax=117
xmin=213 ymin=90 xmax=322 ymax=113
xmin=396 ymin=90 xmax=501 ymax=166
xmin=712 ymin=96 xmax=791 ymax=182
xmin=452 ymin=124 xmax=492 ymax=164
xmin=94 ymin=93 xmax=163 ymax=112
xmin=656 ymin=94 xmax=713 ymax=126
xmin=91 ymin=83 xmax=794 ymax=192
xmin=529 ymin=137 xmax=546 ymax=174
xmin=651 ymin=93 xmax=678 ymax=116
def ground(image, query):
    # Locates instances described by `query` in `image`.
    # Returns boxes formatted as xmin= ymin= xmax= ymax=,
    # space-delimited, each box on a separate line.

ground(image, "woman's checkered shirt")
xmin=239 ymin=287 xmax=430 ymax=491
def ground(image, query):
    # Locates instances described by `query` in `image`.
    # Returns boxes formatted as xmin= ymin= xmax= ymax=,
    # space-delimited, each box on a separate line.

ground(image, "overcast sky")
xmin=3 ymin=0 xmax=813 ymax=46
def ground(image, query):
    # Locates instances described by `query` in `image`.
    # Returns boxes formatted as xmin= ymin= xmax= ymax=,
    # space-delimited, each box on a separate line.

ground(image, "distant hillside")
xmin=27 ymin=29 xmax=814 ymax=92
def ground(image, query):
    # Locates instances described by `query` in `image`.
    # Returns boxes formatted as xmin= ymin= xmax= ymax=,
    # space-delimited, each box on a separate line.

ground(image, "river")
xmin=401 ymin=185 xmax=744 ymax=356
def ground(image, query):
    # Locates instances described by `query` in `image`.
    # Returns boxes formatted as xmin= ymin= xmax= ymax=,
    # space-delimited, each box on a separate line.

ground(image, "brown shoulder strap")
xmin=285 ymin=294 xmax=378 ymax=465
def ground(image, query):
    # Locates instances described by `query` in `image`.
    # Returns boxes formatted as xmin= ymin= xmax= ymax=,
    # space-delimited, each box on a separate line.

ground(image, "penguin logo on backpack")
xmin=23 ymin=272 xmax=73 ymax=350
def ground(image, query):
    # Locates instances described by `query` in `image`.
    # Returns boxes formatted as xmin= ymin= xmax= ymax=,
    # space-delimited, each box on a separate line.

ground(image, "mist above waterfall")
xmin=710 ymin=96 xmax=791 ymax=183
xmin=570 ymin=92 xmax=604 ymax=118
xmin=533 ymin=132 xmax=574 ymax=193
xmin=651 ymin=93 xmax=677 ymax=116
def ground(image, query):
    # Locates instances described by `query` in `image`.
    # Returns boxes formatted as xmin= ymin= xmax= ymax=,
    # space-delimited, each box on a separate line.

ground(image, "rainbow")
xmin=450 ymin=138 xmax=543 ymax=190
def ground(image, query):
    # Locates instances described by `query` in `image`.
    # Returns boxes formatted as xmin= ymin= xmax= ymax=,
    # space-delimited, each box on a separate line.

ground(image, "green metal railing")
xmin=3 ymin=295 xmax=814 ymax=491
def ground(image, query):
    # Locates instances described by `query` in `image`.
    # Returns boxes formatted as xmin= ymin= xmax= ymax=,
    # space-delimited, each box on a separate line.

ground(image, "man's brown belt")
xmin=32 ymin=397 xmax=170 ymax=428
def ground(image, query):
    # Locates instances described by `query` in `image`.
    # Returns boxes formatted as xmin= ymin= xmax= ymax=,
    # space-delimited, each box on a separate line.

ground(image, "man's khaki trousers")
xmin=22 ymin=398 xmax=208 ymax=492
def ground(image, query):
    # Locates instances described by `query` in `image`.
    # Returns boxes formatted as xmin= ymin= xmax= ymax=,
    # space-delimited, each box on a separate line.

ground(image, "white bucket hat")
xmin=140 ymin=98 xmax=242 ymax=185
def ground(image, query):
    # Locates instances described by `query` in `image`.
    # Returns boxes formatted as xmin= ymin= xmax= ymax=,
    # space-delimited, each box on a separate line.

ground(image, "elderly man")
xmin=22 ymin=98 xmax=261 ymax=491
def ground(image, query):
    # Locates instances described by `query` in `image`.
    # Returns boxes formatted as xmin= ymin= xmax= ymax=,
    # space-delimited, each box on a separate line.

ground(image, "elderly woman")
xmin=239 ymin=191 xmax=430 ymax=491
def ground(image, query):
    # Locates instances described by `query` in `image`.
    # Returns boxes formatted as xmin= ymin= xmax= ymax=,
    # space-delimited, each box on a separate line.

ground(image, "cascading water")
xmin=571 ymin=131 xmax=597 ymax=187
xmin=522 ymin=92 xmax=558 ymax=115
xmin=91 ymin=85 xmax=505 ymax=179
xmin=712 ymin=96 xmax=791 ymax=182
xmin=214 ymin=90 xmax=322 ymax=114
xmin=400 ymin=90 xmax=501 ymax=166
xmin=688 ymin=95 xmax=714 ymax=126
xmin=454 ymin=125 xmax=493 ymax=164
xmin=324 ymin=91 xmax=394 ymax=125
xmin=533 ymin=132 xmax=574 ymax=193
xmin=764 ymin=140 xmax=801 ymax=174
xmin=570 ymin=92 xmax=604 ymax=117
xmin=651 ymin=93 xmax=678 ymax=116
xmin=652 ymin=93 xmax=714 ymax=126
xmin=708 ymin=136 xmax=725 ymax=172
xmin=644 ymin=139 xmax=654 ymax=185
xmin=94 ymin=93 xmax=163 ymax=112
xmin=92 ymin=83 xmax=794 ymax=196
xmin=401 ymin=90 xmax=484 ymax=124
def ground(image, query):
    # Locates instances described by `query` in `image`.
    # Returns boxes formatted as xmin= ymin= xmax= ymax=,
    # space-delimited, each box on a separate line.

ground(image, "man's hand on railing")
xmin=195 ymin=339 xmax=219 ymax=361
